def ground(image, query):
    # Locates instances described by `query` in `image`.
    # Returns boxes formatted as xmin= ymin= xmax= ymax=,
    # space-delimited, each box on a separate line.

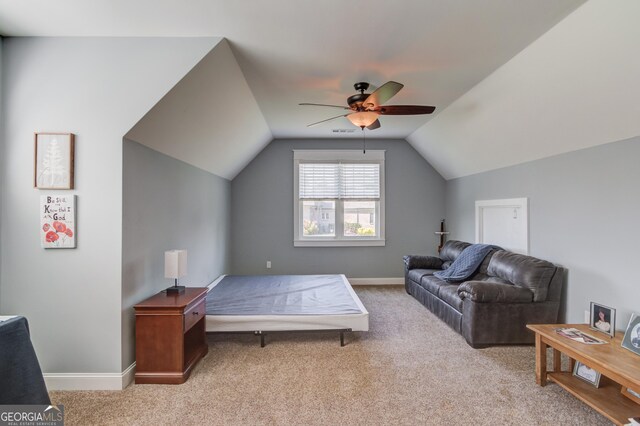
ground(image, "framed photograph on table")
xmin=590 ymin=302 xmax=615 ymax=338
xmin=34 ymin=133 xmax=75 ymax=189
xmin=572 ymin=361 xmax=601 ymax=388
xmin=621 ymin=313 xmax=640 ymax=356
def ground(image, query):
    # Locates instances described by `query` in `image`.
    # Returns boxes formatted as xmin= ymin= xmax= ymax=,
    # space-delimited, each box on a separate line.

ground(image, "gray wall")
xmin=122 ymin=139 xmax=230 ymax=369
xmin=446 ymin=136 xmax=640 ymax=325
xmin=0 ymin=37 xmax=217 ymax=376
xmin=231 ymin=138 xmax=446 ymax=277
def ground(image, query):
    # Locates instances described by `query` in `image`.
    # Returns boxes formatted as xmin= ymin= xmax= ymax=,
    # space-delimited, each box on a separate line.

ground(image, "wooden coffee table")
xmin=527 ymin=324 xmax=640 ymax=425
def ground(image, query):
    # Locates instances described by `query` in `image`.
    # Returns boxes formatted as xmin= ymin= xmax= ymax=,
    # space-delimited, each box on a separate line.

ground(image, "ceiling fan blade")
xmin=299 ymin=103 xmax=350 ymax=110
xmin=361 ymin=81 xmax=404 ymax=109
xmin=375 ymin=105 xmax=436 ymax=115
xmin=366 ymin=119 xmax=381 ymax=130
xmin=306 ymin=113 xmax=349 ymax=127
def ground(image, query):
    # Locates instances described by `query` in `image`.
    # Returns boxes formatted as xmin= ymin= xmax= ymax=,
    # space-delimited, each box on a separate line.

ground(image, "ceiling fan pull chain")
xmin=362 ymin=127 xmax=366 ymax=154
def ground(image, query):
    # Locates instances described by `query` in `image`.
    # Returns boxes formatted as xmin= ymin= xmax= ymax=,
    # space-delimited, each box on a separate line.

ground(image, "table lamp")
xmin=165 ymin=249 xmax=187 ymax=294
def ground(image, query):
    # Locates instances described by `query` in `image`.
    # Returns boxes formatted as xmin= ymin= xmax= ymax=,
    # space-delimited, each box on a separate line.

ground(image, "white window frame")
xmin=293 ymin=150 xmax=385 ymax=247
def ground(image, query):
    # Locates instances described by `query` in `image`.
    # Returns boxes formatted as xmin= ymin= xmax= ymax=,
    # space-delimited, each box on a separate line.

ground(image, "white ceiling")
xmin=0 ymin=0 xmax=596 ymax=176
xmin=0 ymin=0 xmax=585 ymax=141
xmin=408 ymin=0 xmax=640 ymax=179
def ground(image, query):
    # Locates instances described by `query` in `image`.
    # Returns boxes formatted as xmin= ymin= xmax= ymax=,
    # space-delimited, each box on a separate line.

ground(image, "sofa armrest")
xmin=458 ymin=281 xmax=533 ymax=303
xmin=403 ymin=255 xmax=443 ymax=271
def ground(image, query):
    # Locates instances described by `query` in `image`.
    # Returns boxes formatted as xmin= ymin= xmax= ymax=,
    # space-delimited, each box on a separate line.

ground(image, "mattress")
xmin=205 ymin=274 xmax=369 ymax=332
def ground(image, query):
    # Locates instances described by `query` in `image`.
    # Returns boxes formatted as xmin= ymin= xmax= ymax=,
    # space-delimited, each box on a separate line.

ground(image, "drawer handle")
xmin=192 ymin=311 xmax=199 ymax=316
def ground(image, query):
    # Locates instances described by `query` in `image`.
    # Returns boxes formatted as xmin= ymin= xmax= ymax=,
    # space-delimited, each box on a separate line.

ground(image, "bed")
xmin=205 ymin=274 xmax=368 ymax=346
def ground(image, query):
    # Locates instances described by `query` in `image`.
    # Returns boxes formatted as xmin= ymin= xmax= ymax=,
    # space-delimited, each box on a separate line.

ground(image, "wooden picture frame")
xmin=572 ymin=361 xmax=601 ymax=388
xmin=590 ymin=302 xmax=616 ymax=338
xmin=34 ymin=133 xmax=75 ymax=189
xmin=621 ymin=386 xmax=640 ymax=404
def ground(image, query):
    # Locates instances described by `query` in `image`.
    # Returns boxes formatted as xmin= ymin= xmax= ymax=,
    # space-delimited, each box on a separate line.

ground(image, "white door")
xmin=475 ymin=198 xmax=528 ymax=254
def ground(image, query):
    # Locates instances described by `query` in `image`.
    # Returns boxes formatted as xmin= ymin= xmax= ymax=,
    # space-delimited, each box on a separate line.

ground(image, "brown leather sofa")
xmin=403 ymin=240 xmax=564 ymax=348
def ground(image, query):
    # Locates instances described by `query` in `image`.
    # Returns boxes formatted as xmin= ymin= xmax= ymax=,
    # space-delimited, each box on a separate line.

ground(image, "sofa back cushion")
xmin=487 ymin=251 xmax=556 ymax=302
xmin=439 ymin=240 xmax=471 ymax=263
xmin=474 ymin=248 xmax=501 ymax=276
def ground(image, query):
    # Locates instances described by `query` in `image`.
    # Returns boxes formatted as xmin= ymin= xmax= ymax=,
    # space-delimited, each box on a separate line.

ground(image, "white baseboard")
xmin=121 ymin=362 xmax=136 ymax=389
xmin=44 ymin=362 xmax=136 ymax=391
xmin=348 ymin=277 xmax=404 ymax=285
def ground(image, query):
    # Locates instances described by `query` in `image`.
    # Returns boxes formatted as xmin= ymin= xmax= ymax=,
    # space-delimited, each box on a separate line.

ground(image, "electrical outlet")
xmin=584 ymin=310 xmax=590 ymax=324
xmin=266 ymin=261 xmax=271 ymax=269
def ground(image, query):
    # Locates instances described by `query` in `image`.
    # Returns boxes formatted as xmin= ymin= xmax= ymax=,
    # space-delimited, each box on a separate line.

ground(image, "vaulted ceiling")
xmin=0 ymin=0 xmax=592 ymax=179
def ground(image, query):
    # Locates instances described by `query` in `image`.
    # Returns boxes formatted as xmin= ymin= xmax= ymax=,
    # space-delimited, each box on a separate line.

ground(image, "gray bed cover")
xmin=206 ymin=275 xmax=362 ymax=315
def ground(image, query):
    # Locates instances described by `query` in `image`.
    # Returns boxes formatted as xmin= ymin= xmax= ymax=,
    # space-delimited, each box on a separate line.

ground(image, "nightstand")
xmin=134 ymin=287 xmax=208 ymax=384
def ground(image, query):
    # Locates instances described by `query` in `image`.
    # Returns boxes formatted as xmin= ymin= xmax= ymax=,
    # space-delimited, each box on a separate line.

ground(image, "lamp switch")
xmin=266 ymin=261 xmax=271 ymax=269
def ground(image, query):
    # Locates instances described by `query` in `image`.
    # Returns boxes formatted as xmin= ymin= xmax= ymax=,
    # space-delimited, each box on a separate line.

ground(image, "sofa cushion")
xmin=419 ymin=275 xmax=449 ymax=297
xmin=403 ymin=255 xmax=444 ymax=271
xmin=467 ymin=273 xmax=511 ymax=285
xmin=438 ymin=284 xmax=463 ymax=311
xmin=408 ymin=269 xmax=438 ymax=284
xmin=475 ymin=248 xmax=501 ymax=275
xmin=439 ymin=240 xmax=471 ymax=263
xmin=487 ymin=251 xmax=556 ymax=302
xmin=458 ymin=281 xmax=534 ymax=303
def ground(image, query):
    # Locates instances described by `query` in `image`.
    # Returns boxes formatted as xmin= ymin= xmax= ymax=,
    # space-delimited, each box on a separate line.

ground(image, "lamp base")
xmin=165 ymin=285 xmax=186 ymax=295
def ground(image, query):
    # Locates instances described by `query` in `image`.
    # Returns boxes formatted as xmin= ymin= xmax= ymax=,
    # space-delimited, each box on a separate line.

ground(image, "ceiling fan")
xmin=300 ymin=81 xmax=435 ymax=130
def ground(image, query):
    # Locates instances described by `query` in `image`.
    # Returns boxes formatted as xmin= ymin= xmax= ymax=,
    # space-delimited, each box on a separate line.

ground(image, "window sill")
xmin=294 ymin=239 xmax=386 ymax=247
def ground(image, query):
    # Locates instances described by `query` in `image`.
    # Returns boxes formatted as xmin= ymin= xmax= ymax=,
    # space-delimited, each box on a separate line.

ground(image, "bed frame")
xmin=204 ymin=274 xmax=368 ymax=347
xmin=209 ymin=328 xmax=353 ymax=347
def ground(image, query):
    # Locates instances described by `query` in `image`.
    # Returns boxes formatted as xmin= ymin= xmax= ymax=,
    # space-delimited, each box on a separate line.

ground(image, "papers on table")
xmin=555 ymin=327 xmax=607 ymax=344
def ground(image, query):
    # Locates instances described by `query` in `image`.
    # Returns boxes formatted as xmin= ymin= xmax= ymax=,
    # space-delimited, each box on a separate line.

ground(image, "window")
xmin=294 ymin=150 xmax=385 ymax=247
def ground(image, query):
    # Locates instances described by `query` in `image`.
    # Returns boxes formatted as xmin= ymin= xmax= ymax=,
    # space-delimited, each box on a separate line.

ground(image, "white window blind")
xmin=298 ymin=163 xmax=340 ymax=198
xmin=341 ymin=164 xmax=380 ymax=199
xmin=299 ymin=163 xmax=380 ymax=199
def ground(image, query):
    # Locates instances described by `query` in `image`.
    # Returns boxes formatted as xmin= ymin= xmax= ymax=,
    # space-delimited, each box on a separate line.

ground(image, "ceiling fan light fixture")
xmin=347 ymin=111 xmax=379 ymax=128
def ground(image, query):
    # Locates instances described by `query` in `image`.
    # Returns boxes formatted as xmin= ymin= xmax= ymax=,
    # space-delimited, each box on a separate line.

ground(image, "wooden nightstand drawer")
xmin=184 ymin=298 xmax=205 ymax=332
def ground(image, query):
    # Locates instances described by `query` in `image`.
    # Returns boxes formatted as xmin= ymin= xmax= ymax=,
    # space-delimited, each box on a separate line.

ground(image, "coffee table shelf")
xmin=548 ymin=372 xmax=639 ymax=425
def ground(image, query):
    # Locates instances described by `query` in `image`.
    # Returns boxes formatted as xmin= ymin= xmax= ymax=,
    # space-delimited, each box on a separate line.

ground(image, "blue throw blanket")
xmin=434 ymin=244 xmax=499 ymax=282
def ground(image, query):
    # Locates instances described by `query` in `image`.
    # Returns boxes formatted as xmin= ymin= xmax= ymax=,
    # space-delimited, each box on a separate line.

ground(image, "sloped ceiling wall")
xmin=126 ymin=38 xmax=272 ymax=180
xmin=408 ymin=0 xmax=640 ymax=180
xmin=0 ymin=36 xmax=223 ymax=378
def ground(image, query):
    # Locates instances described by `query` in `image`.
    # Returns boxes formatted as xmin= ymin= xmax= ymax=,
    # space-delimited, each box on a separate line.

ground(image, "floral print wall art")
xmin=34 ymin=133 xmax=75 ymax=189
xmin=41 ymin=195 xmax=76 ymax=248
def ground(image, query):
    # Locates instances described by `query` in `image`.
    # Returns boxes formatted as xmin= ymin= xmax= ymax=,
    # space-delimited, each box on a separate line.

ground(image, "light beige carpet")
xmin=51 ymin=286 xmax=607 ymax=425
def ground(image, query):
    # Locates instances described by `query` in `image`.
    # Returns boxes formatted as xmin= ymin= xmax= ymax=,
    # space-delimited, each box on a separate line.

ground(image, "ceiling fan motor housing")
xmin=347 ymin=93 xmax=369 ymax=109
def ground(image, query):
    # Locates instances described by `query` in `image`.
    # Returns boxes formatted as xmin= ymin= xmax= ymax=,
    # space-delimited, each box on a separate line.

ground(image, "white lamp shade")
xmin=347 ymin=111 xmax=379 ymax=128
xmin=165 ymin=250 xmax=187 ymax=279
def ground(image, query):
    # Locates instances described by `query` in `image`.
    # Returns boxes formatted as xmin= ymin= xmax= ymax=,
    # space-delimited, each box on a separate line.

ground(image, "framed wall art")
xmin=40 ymin=194 xmax=76 ymax=248
xmin=34 ymin=133 xmax=75 ymax=189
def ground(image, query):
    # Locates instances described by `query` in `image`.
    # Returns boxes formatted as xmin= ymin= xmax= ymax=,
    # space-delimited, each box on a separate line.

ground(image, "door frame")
xmin=475 ymin=197 xmax=529 ymax=254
